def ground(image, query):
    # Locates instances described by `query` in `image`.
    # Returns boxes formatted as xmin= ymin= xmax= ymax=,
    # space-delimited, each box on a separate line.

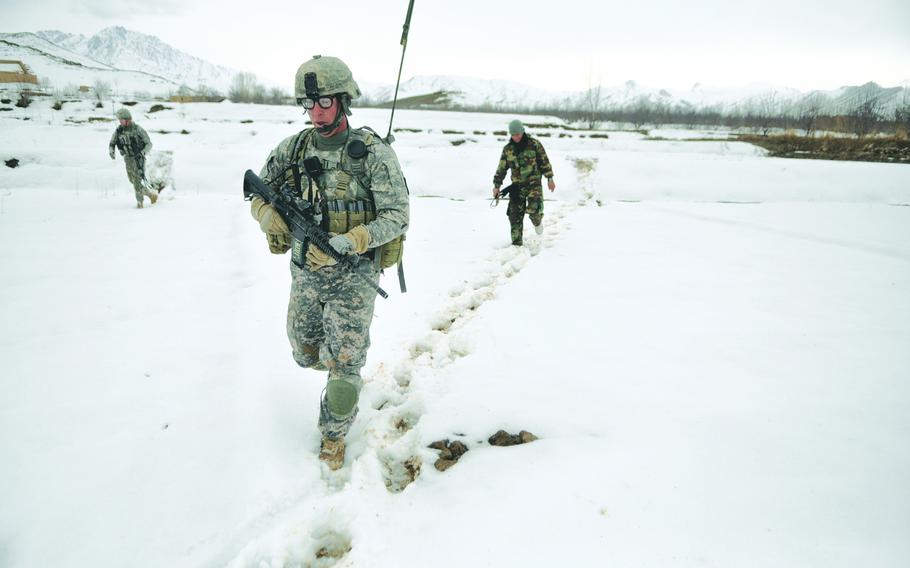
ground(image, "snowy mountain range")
xmin=34 ymin=27 xmax=237 ymax=93
xmin=0 ymin=27 xmax=237 ymax=95
xmin=1 ymin=26 xmax=906 ymax=116
xmin=0 ymin=31 xmax=183 ymax=96
xmin=365 ymin=75 xmax=910 ymax=117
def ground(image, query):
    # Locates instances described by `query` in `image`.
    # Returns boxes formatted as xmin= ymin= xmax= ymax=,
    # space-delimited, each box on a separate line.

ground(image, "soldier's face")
xmin=120 ymin=119 xmax=131 ymax=127
xmin=511 ymin=132 xmax=523 ymax=142
xmin=307 ymin=97 xmax=342 ymax=134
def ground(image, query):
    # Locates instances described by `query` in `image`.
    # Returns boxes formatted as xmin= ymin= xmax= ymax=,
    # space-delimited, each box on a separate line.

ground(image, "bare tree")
xmin=92 ymin=79 xmax=111 ymax=104
xmin=755 ymin=92 xmax=780 ymax=136
xmin=582 ymin=74 xmax=603 ymax=129
xmin=196 ymin=84 xmax=220 ymax=98
xmin=228 ymin=72 xmax=259 ymax=103
xmin=797 ymin=92 xmax=827 ymax=136
xmin=628 ymin=96 xmax=652 ymax=129
xmin=893 ymin=94 xmax=910 ymax=138
xmin=849 ymin=94 xmax=883 ymax=138
xmin=267 ymin=87 xmax=288 ymax=105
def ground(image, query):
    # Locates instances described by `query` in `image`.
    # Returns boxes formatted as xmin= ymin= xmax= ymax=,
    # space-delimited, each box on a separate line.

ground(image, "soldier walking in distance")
xmin=250 ymin=55 xmax=410 ymax=470
xmin=491 ymin=119 xmax=555 ymax=245
xmin=108 ymin=108 xmax=157 ymax=208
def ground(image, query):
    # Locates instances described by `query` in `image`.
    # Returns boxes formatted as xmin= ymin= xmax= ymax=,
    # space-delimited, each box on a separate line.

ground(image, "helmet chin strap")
xmin=314 ymin=96 xmax=348 ymax=134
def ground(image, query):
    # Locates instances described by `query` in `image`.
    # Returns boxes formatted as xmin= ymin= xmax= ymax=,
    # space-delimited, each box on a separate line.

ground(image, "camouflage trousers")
xmin=124 ymin=155 xmax=156 ymax=205
xmin=287 ymin=254 xmax=380 ymax=439
xmin=506 ymin=183 xmax=544 ymax=245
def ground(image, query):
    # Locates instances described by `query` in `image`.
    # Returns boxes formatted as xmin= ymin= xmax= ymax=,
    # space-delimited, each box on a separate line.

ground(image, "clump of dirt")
xmin=442 ymin=129 xmax=464 ymax=134
xmin=87 ymin=117 xmax=113 ymax=122
xmin=588 ymin=133 xmax=610 ymax=139
xmin=450 ymin=139 xmax=466 ymax=146
xmin=488 ymin=429 xmax=538 ymax=447
xmin=429 ymin=439 xmax=469 ymax=471
xmin=121 ymin=101 xmax=138 ymax=106
xmin=740 ymin=134 xmax=910 ymax=164
xmin=148 ymin=104 xmax=172 ymax=113
xmin=316 ymin=541 xmax=352 ymax=560
xmin=5 ymin=158 xmax=20 ymax=168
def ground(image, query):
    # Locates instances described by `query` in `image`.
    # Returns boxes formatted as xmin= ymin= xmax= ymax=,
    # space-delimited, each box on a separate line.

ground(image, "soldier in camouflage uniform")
xmin=108 ymin=108 xmax=158 ymax=208
xmin=492 ymin=119 xmax=556 ymax=245
xmin=250 ymin=55 xmax=410 ymax=470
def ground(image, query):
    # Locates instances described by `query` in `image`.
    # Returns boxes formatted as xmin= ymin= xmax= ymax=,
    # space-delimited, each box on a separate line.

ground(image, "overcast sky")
xmin=2 ymin=0 xmax=908 ymax=92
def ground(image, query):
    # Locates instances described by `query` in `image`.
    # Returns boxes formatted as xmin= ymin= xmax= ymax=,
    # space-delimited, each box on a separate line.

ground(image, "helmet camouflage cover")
xmin=294 ymin=55 xmax=361 ymax=101
xmin=116 ymin=108 xmax=132 ymax=120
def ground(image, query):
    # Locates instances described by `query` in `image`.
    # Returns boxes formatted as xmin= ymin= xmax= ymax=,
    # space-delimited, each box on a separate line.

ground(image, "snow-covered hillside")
xmin=1 ymin=99 xmax=909 ymax=568
xmin=0 ymin=27 xmax=238 ymax=96
xmin=36 ymin=27 xmax=238 ymax=93
xmin=0 ymin=34 xmax=182 ymax=97
xmin=0 ymin=32 xmax=114 ymax=69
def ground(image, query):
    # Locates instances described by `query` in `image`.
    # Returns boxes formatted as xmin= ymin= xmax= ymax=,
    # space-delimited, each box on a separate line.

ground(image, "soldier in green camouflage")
xmin=491 ymin=119 xmax=556 ymax=245
xmin=108 ymin=108 xmax=158 ymax=208
xmin=250 ymin=55 xmax=410 ymax=470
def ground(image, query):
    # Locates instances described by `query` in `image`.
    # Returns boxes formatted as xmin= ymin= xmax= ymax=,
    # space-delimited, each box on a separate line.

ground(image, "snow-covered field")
xmin=1 ymin=99 xmax=909 ymax=568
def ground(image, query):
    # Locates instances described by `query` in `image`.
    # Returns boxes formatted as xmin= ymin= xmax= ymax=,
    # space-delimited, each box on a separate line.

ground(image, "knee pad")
xmin=326 ymin=379 xmax=358 ymax=416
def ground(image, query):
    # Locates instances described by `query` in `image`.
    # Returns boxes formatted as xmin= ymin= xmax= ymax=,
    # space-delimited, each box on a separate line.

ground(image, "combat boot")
xmin=534 ymin=223 xmax=543 ymax=235
xmin=149 ymin=191 xmax=158 ymax=204
xmin=136 ymin=202 xmax=144 ymax=209
xmin=319 ymin=437 xmax=345 ymax=470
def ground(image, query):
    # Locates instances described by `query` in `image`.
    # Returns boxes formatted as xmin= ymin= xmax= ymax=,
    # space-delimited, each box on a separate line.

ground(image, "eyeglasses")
xmin=297 ymin=96 xmax=334 ymax=110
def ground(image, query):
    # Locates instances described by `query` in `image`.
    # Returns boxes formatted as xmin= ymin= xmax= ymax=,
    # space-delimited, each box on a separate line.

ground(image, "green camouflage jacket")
xmin=493 ymin=135 xmax=553 ymax=188
xmin=109 ymin=123 xmax=152 ymax=158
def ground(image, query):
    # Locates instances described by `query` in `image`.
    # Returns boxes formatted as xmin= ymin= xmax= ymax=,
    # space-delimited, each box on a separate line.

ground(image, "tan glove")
xmin=328 ymin=225 xmax=371 ymax=255
xmin=267 ymin=233 xmax=291 ymax=255
xmin=250 ymin=196 xmax=289 ymax=236
xmin=305 ymin=243 xmax=338 ymax=271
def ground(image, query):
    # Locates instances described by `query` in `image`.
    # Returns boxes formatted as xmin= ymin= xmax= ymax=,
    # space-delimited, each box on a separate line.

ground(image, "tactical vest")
xmin=114 ymin=126 xmax=145 ymax=157
xmin=286 ymin=127 xmax=405 ymax=273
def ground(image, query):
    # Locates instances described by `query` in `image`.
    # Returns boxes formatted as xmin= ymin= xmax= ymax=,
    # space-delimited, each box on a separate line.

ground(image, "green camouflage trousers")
xmin=124 ymin=156 xmax=156 ymax=205
xmin=506 ymin=183 xmax=544 ymax=245
xmin=287 ymin=255 xmax=380 ymax=439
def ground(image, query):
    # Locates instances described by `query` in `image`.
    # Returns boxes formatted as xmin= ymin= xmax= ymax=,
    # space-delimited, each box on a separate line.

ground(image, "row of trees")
xmin=227 ymin=72 xmax=290 ymax=105
xmin=555 ymin=89 xmax=910 ymax=138
xmin=15 ymin=73 xmax=290 ymax=105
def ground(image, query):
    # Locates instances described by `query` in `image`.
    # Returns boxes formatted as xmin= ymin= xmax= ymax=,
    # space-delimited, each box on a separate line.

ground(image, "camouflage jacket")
xmin=493 ymin=135 xmax=553 ymax=188
xmin=259 ymin=126 xmax=409 ymax=249
xmin=109 ymin=123 xmax=152 ymax=158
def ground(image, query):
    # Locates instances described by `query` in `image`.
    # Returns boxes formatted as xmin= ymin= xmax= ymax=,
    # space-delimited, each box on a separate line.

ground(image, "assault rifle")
xmin=243 ymin=169 xmax=389 ymax=299
xmin=490 ymin=182 xmax=521 ymax=208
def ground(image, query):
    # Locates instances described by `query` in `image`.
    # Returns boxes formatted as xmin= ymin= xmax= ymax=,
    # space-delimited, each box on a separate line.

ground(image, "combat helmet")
xmin=295 ymin=55 xmax=361 ymax=117
xmin=115 ymin=108 xmax=132 ymax=120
